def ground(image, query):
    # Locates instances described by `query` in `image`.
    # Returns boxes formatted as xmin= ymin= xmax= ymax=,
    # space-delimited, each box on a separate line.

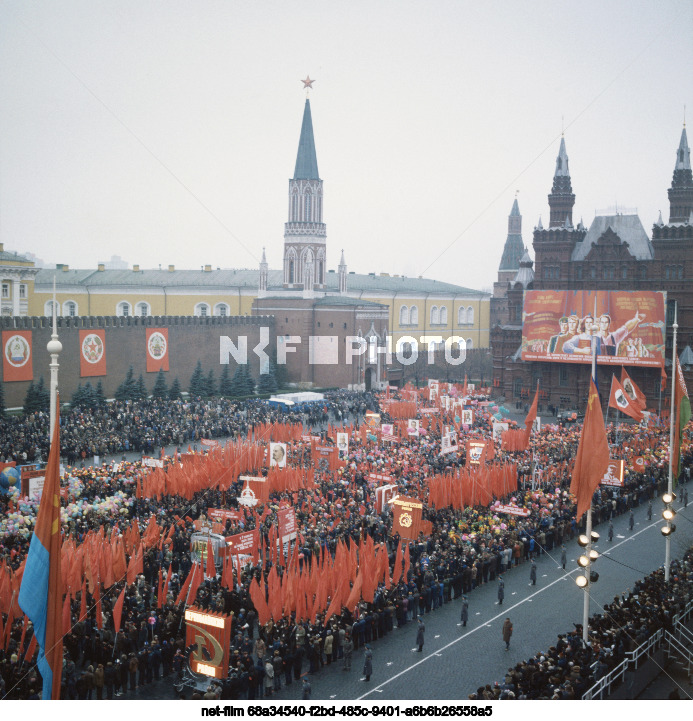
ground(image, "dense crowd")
xmin=0 ymin=388 xmax=691 ymax=700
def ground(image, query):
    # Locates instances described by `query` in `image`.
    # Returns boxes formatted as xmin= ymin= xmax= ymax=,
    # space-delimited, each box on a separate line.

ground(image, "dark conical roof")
xmin=498 ymin=199 xmax=524 ymax=271
xmin=293 ymin=99 xmax=320 ymax=180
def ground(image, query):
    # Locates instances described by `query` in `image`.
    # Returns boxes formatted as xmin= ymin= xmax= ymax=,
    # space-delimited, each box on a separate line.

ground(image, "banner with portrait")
xmin=146 ymin=327 xmax=169 ymax=372
xmin=79 ymin=329 xmax=107 ymax=377
xmin=407 ymin=419 xmax=420 ymax=436
xmin=600 ymin=460 xmax=625 ymax=487
xmin=2 ymin=330 xmax=32 ymax=382
xmin=269 ymin=442 xmax=287 ymax=468
xmin=521 ymin=290 xmax=666 ymax=367
xmin=336 ymin=432 xmax=349 ymax=459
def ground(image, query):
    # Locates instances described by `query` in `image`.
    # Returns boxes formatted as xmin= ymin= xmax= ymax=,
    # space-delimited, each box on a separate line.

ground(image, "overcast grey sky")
xmin=0 ymin=1 xmax=691 ymax=290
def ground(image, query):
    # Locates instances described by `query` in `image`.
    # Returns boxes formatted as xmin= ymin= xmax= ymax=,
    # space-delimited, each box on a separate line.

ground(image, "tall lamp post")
xmin=47 ymin=279 xmax=62 ymax=442
xmin=664 ymin=301 xmax=678 ymax=581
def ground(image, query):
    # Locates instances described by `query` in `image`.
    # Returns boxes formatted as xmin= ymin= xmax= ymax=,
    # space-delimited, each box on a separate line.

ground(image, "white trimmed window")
xmin=1 ymin=283 xmax=8 ymax=298
xmin=466 ymin=338 xmax=473 ymax=349
xmin=195 ymin=302 xmax=210 ymax=317
xmin=63 ymin=301 xmax=78 ymax=317
xmin=399 ymin=305 xmax=409 ymax=326
xmin=19 ymin=284 xmax=27 ymax=299
xmin=116 ymin=301 xmax=131 ymax=317
xmin=44 ymin=300 xmax=58 ymax=316
xmin=467 ymin=306 xmax=474 ymax=324
xmin=214 ymin=303 xmax=230 ymax=317
xmin=410 ymin=305 xmax=418 ymax=325
xmin=136 ymin=302 xmax=150 ymax=317
xmin=430 ymin=305 xmax=439 ymax=325
xmin=439 ymin=305 xmax=448 ymax=325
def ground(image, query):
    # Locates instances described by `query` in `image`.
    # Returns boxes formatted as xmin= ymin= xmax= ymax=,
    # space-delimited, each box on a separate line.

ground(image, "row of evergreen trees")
xmin=6 ymin=361 xmax=284 ymax=416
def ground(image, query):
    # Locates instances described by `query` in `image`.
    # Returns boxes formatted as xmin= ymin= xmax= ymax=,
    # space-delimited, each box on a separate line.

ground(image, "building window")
xmin=195 ymin=303 xmax=210 ymax=317
xmin=467 ymin=306 xmax=474 ymax=324
xmin=44 ymin=300 xmax=58 ymax=316
xmin=621 ymin=267 xmax=627 ymax=279
xmin=410 ymin=305 xmax=418 ymax=325
xmin=214 ymin=303 xmax=229 ymax=317
xmin=136 ymin=302 xmax=150 ymax=317
xmin=640 ymin=266 xmax=647 ymax=279
xmin=576 ymin=266 xmax=583 ymax=280
xmin=679 ymin=266 xmax=684 ymax=280
xmin=513 ymin=378 xmax=522 ymax=398
xmin=430 ymin=305 xmax=439 ymax=325
xmin=666 ymin=300 xmax=677 ymax=325
xmin=439 ymin=306 xmax=448 ymax=325
xmin=559 ymin=366 xmax=568 ymax=387
xmin=117 ymin=301 xmax=131 ymax=317
xmin=399 ymin=305 xmax=409 ymax=326
xmin=465 ymin=338 xmax=473 ymax=349
xmin=1 ymin=283 xmax=8 ymax=298
xmin=19 ymin=284 xmax=27 ymax=299
xmin=289 ymin=260 xmax=295 ymax=284
xmin=590 ymin=267 xmax=596 ymax=279
xmin=63 ymin=301 xmax=78 ymax=317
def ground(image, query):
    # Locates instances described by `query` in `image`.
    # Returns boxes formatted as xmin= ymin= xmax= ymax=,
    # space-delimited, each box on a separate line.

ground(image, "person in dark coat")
xmin=343 ymin=634 xmax=353 ymax=671
xmin=416 ymin=618 xmax=425 ymax=652
xmin=302 ymin=678 xmax=312 ymax=699
xmin=560 ymin=546 xmax=567 ymax=570
xmin=629 ymin=510 xmax=635 ymax=531
xmin=502 ymin=618 xmax=513 ymax=650
xmin=529 ymin=561 xmax=537 ymax=586
xmin=460 ymin=596 xmax=469 ymax=627
xmin=608 ymin=522 xmax=614 ymax=542
xmin=361 ymin=645 xmax=373 ymax=682
xmin=497 ymin=577 xmax=505 ymax=605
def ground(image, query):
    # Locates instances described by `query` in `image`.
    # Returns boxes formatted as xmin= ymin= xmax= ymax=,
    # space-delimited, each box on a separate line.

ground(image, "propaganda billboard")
xmin=521 ymin=290 xmax=666 ymax=367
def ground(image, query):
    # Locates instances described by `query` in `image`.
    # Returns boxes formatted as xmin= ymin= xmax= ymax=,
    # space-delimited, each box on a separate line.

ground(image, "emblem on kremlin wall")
xmin=81 ymin=333 xmax=104 ymax=364
xmin=148 ymin=332 xmax=167 ymax=359
xmin=4 ymin=335 xmax=30 ymax=367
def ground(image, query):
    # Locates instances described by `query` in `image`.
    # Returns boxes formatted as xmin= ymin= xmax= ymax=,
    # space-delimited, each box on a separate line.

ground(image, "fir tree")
xmin=205 ymin=369 xmax=216 ymax=397
xmin=24 ymin=377 xmax=50 ymax=414
xmin=152 ymin=370 xmax=168 ymax=399
xmin=169 ymin=378 xmax=182 ymax=400
xmin=115 ymin=366 xmax=137 ymax=401
xmin=134 ymin=374 xmax=147 ymax=400
xmin=256 ymin=364 xmax=278 ymax=395
xmin=95 ymin=380 xmax=106 ymax=406
xmin=270 ymin=349 xmax=288 ymax=390
xmin=229 ymin=366 xmax=247 ymax=398
xmin=218 ymin=364 xmax=233 ymax=397
xmin=241 ymin=364 xmax=255 ymax=396
xmin=0 ymin=381 xmax=5 ymax=418
xmin=189 ymin=360 xmax=205 ymax=397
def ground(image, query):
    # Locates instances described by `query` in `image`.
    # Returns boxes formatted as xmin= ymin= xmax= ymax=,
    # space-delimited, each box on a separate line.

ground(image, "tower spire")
xmin=668 ymin=125 xmax=693 ymax=223
xmin=497 ymin=196 xmax=524 ymax=281
xmin=284 ymin=88 xmax=326 ymax=290
xmin=548 ymin=136 xmax=575 ymax=227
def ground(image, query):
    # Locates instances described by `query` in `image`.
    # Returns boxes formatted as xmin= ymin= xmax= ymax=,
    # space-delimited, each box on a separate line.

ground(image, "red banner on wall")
xmin=2 ymin=331 xmax=33 ymax=381
xmin=79 ymin=329 xmax=107 ymax=377
xmin=146 ymin=328 xmax=169 ymax=372
xmin=521 ymin=290 xmax=666 ymax=367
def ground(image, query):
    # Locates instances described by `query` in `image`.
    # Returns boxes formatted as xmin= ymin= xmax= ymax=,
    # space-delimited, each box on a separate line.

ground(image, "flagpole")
xmin=665 ymin=301 xmax=678 ymax=582
xmin=48 ymin=278 xmax=62 ymax=443
xmin=582 ymin=310 xmax=598 ymax=645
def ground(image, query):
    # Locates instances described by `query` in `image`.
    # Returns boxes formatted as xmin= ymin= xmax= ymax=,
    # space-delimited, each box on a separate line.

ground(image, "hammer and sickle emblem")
xmin=189 ymin=623 xmax=224 ymax=667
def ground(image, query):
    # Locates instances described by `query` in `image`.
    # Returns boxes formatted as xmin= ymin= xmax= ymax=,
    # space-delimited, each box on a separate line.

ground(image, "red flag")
xmin=403 ymin=542 xmax=411 ymax=581
xmin=391 ymin=541 xmax=403 ymax=586
xmin=523 ymin=383 xmax=539 ymax=448
xmin=146 ymin=328 xmax=169 ymax=372
xmin=570 ymin=378 xmax=610 ymax=521
xmin=205 ymin=538 xmax=216 ymax=579
xmin=608 ymin=375 xmax=644 ymax=421
xmin=673 ymin=358 xmax=692 ymax=481
xmin=94 ymin=582 xmax=103 ymax=630
xmin=620 ymin=368 xmax=646 ymax=410
xmin=62 ymin=592 xmax=71 ymax=637
xmin=661 ymin=367 xmax=667 ymax=392
xmin=112 ymin=585 xmax=126 ymax=634
xmin=79 ymin=578 xmax=88 ymax=622
xmin=18 ymin=405 xmax=63 ymax=699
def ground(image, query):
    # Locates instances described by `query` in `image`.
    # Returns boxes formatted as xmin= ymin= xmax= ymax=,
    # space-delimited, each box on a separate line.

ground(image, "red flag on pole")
xmin=523 ymin=382 xmax=539 ymax=448
xmin=570 ymin=378 xmax=610 ymax=521
xmin=608 ymin=375 xmax=644 ymax=421
xmin=112 ymin=585 xmax=126 ymax=635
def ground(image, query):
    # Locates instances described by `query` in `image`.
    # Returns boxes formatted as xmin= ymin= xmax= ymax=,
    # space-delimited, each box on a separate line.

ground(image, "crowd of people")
xmin=0 ymin=386 xmax=691 ymax=701
xmin=471 ymin=546 xmax=693 ymax=700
